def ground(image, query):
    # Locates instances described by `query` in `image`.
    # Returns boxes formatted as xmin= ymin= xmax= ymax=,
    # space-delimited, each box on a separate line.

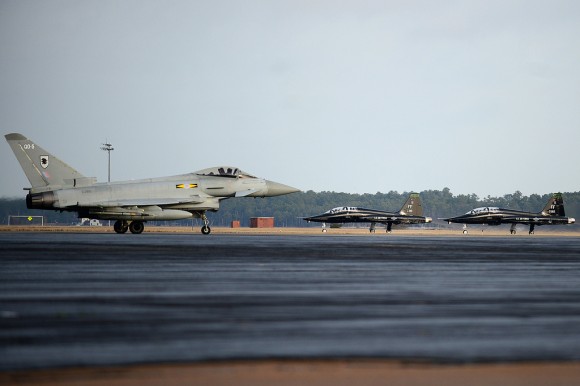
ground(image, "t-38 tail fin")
xmin=5 ymin=133 xmax=92 ymax=191
xmin=540 ymin=193 xmax=566 ymax=217
xmin=399 ymin=192 xmax=424 ymax=217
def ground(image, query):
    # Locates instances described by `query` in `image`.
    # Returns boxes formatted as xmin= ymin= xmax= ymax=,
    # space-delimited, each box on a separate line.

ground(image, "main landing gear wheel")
xmin=114 ymin=220 xmax=129 ymax=234
xmin=129 ymin=221 xmax=145 ymax=234
xmin=322 ymin=228 xmax=327 ymax=233
xmin=462 ymin=229 xmax=468 ymax=235
xmin=510 ymin=229 xmax=517 ymax=235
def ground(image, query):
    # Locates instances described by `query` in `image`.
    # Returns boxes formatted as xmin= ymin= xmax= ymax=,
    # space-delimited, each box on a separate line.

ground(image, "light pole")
xmin=100 ymin=142 xmax=114 ymax=182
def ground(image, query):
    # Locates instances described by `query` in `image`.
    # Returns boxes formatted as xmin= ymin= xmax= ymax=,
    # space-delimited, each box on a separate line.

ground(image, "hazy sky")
xmin=1 ymin=0 xmax=579 ymax=198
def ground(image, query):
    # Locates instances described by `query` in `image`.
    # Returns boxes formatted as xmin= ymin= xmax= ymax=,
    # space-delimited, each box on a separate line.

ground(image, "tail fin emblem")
xmin=40 ymin=155 xmax=49 ymax=169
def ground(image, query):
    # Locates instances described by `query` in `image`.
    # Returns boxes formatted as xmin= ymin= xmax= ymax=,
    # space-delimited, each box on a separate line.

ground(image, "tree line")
xmin=2 ymin=189 xmax=578 ymax=228
xmin=212 ymin=189 xmax=580 ymax=228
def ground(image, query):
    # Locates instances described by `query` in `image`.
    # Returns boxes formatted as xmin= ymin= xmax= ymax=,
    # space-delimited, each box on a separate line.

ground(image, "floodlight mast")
xmin=100 ymin=142 xmax=114 ymax=182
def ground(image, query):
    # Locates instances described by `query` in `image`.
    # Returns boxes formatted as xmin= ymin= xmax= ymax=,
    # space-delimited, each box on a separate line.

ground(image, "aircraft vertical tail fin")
xmin=540 ymin=193 xmax=566 ymax=217
xmin=4 ymin=133 xmax=91 ymax=191
xmin=399 ymin=192 xmax=424 ymax=217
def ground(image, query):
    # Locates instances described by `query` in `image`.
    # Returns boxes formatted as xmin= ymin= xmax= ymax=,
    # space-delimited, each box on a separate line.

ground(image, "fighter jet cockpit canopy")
xmin=195 ymin=166 xmax=257 ymax=179
xmin=466 ymin=207 xmax=500 ymax=215
xmin=326 ymin=207 xmax=359 ymax=214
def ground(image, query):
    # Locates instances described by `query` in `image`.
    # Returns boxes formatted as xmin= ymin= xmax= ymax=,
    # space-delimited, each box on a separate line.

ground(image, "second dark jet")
xmin=442 ymin=193 xmax=575 ymax=235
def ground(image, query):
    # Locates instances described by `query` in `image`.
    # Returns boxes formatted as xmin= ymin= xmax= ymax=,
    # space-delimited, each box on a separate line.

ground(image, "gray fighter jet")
xmin=442 ymin=193 xmax=575 ymax=234
xmin=304 ymin=193 xmax=432 ymax=233
xmin=5 ymin=133 xmax=299 ymax=234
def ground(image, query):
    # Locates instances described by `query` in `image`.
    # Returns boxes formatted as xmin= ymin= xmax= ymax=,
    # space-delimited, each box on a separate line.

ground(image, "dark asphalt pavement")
xmin=1 ymin=233 xmax=580 ymax=370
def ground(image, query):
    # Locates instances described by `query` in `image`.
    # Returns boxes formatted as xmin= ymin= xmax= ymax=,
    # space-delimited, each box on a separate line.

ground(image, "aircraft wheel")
xmin=322 ymin=228 xmax=327 ymax=233
xmin=201 ymin=225 xmax=211 ymax=235
xmin=462 ymin=229 xmax=468 ymax=235
xmin=129 ymin=221 xmax=145 ymax=234
xmin=114 ymin=220 xmax=128 ymax=234
xmin=510 ymin=230 xmax=516 ymax=235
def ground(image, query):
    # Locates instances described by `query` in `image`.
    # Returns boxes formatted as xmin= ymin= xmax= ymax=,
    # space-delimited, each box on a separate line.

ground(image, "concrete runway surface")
xmin=1 ymin=232 xmax=580 ymax=370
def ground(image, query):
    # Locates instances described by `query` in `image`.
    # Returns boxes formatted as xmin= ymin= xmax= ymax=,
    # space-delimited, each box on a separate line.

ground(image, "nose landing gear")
xmin=200 ymin=213 xmax=211 ymax=235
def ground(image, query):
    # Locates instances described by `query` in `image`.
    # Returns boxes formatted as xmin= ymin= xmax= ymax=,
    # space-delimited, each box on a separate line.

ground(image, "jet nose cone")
xmin=265 ymin=180 xmax=300 ymax=196
xmin=570 ymin=217 xmax=576 ymax=224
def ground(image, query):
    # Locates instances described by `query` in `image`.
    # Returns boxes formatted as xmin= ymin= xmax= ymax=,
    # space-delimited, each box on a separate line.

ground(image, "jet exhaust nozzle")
xmin=26 ymin=192 xmax=56 ymax=209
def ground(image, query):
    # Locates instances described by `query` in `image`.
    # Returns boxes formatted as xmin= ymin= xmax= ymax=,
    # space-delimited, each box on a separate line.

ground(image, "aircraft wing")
xmin=364 ymin=215 xmax=430 ymax=224
xmin=74 ymin=195 xmax=216 ymax=221
xmin=363 ymin=215 xmax=406 ymax=224
xmin=235 ymin=189 xmax=260 ymax=197
xmin=364 ymin=215 xmax=397 ymax=222
xmin=78 ymin=196 xmax=207 ymax=208
xmin=502 ymin=216 xmax=570 ymax=225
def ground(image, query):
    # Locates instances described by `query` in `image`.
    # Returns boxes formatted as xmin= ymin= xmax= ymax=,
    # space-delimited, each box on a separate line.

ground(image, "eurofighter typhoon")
xmin=5 ymin=133 xmax=299 ymax=234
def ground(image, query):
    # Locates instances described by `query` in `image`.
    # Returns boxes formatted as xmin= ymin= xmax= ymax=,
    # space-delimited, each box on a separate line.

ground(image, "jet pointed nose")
xmin=264 ymin=180 xmax=300 ymax=196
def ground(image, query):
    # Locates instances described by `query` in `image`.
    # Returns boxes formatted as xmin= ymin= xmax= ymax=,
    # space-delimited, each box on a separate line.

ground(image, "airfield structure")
xmin=250 ymin=217 xmax=275 ymax=228
xmin=8 ymin=215 xmax=44 ymax=226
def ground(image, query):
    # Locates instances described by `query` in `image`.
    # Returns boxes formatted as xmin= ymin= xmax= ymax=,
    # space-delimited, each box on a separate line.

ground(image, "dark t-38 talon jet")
xmin=303 ymin=193 xmax=432 ymax=233
xmin=5 ymin=133 xmax=299 ymax=235
xmin=442 ymin=193 xmax=575 ymax=235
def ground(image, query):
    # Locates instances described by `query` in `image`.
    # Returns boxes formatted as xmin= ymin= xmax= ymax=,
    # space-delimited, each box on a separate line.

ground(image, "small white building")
xmin=78 ymin=218 xmax=102 ymax=226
